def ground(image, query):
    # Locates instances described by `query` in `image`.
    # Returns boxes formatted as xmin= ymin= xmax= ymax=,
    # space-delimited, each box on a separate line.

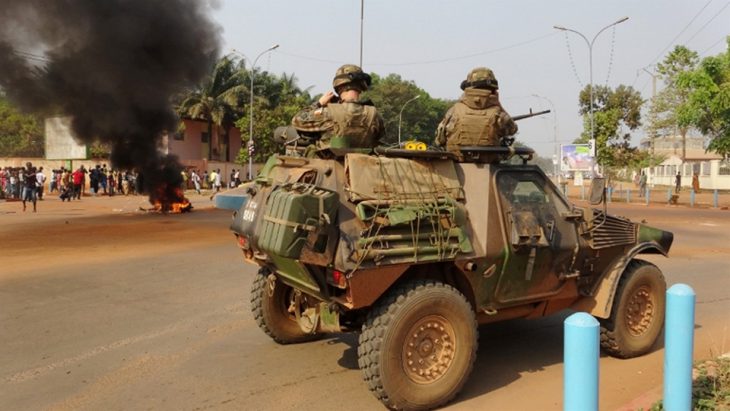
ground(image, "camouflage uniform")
xmin=292 ymin=64 xmax=384 ymax=154
xmin=435 ymin=67 xmax=517 ymax=153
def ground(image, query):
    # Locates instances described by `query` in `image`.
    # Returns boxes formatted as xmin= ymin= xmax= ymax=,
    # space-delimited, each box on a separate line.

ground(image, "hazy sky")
xmin=211 ymin=0 xmax=728 ymax=158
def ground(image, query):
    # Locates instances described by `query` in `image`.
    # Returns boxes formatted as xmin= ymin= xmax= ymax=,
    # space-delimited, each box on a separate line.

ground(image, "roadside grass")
xmin=647 ymin=357 xmax=730 ymax=410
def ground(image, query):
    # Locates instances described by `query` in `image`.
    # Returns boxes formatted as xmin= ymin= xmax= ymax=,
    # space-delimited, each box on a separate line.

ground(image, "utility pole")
xmin=554 ymin=17 xmax=629 ymax=178
xmin=248 ymin=44 xmax=280 ymax=181
xmin=532 ymin=94 xmax=559 ymax=179
xmin=359 ymin=0 xmax=364 ymax=67
xmin=642 ymin=67 xmax=658 ymax=156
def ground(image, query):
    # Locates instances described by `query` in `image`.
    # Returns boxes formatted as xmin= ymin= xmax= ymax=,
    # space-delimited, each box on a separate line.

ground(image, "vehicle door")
xmin=494 ymin=169 xmax=579 ymax=304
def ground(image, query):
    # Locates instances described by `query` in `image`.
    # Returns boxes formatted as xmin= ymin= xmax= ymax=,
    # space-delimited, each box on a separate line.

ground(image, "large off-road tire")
xmin=358 ymin=280 xmax=478 ymax=411
xmin=600 ymin=259 xmax=666 ymax=359
xmin=249 ymin=268 xmax=320 ymax=344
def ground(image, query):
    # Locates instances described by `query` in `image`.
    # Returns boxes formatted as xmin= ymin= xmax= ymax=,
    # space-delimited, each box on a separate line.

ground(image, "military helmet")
xmin=333 ymin=64 xmax=372 ymax=92
xmin=460 ymin=67 xmax=499 ymax=90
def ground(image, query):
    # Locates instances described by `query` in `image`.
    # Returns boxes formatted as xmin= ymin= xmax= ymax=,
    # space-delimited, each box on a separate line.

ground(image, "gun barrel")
xmin=512 ymin=109 xmax=551 ymax=121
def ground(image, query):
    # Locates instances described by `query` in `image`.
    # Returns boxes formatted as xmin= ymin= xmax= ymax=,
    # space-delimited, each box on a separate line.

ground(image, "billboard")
xmin=45 ymin=116 xmax=88 ymax=160
xmin=560 ymin=144 xmax=593 ymax=172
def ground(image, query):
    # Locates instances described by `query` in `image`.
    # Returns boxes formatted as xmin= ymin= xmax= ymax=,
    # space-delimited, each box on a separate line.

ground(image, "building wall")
xmin=166 ymin=119 xmax=243 ymax=163
xmin=647 ymin=159 xmax=730 ymax=190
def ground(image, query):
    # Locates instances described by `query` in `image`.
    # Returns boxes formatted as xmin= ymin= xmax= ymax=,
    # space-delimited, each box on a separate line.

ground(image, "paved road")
xmin=1 ymin=194 xmax=728 ymax=410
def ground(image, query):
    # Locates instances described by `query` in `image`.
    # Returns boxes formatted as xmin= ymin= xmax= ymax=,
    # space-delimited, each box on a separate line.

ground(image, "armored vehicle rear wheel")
xmin=358 ymin=280 xmax=477 ymax=411
xmin=250 ymin=268 xmax=320 ymax=344
xmin=600 ymin=259 xmax=666 ymax=358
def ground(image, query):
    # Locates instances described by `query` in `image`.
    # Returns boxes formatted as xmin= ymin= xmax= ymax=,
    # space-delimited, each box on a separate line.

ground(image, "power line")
xmin=684 ymin=1 xmax=730 ymax=45
xmin=562 ymin=32 xmax=584 ymax=88
xmin=700 ymin=35 xmax=729 ymax=55
xmin=371 ymin=32 xmax=558 ymax=66
xmin=604 ymin=26 xmax=617 ymax=86
xmin=278 ymin=32 xmax=558 ymax=67
xmin=276 ymin=51 xmax=343 ymax=65
xmin=647 ymin=0 xmax=714 ymax=66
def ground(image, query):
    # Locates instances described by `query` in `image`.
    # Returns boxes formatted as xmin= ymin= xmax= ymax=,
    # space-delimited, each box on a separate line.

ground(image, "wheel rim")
xmin=402 ymin=315 xmax=456 ymax=384
xmin=625 ymin=285 xmax=654 ymax=336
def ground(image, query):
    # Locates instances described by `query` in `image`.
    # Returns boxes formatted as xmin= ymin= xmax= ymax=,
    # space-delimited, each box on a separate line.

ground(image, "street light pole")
xmin=248 ymin=44 xmax=279 ymax=181
xmin=532 ymin=94 xmax=558 ymax=178
xmin=398 ymin=95 xmax=420 ymax=147
xmin=554 ymin=17 xmax=628 ymax=177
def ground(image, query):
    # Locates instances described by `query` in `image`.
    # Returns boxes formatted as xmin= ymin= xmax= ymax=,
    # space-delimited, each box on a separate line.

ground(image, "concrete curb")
xmin=615 ymin=352 xmax=730 ymax=411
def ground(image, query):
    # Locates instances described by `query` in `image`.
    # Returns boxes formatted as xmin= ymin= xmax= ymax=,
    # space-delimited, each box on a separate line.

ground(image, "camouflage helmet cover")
xmin=460 ymin=67 xmax=499 ymax=90
xmin=333 ymin=64 xmax=372 ymax=92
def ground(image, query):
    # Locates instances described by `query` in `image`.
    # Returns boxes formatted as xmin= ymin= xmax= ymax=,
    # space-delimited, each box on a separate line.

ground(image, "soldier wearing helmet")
xmin=292 ymin=64 xmax=384 ymax=156
xmin=435 ymin=67 xmax=517 ymax=155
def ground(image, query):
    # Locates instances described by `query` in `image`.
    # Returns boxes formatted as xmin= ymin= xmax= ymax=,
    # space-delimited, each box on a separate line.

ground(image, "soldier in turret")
xmin=435 ymin=67 xmax=517 ymax=154
xmin=292 ymin=64 xmax=384 ymax=156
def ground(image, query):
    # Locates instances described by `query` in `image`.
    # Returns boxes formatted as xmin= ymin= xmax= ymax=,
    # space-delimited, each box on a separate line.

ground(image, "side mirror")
xmin=589 ymin=178 xmax=605 ymax=205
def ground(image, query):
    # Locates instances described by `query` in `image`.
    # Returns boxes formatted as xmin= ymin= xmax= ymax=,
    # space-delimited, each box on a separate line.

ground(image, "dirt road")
xmin=1 ymin=193 xmax=728 ymax=410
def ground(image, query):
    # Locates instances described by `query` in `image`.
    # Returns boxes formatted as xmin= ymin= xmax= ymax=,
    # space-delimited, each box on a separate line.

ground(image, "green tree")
xmin=676 ymin=38 xmax=730 ymax=157
xmin=576 ymin=84 xmax=644 ymax=168
xmin=363 ymin=73 xmax=451 ymax=146
xmin=0 ymin=94 xmax=44 ymax=157
xmin=236 ymin=71 xmax=312 ymax=164
xmin=646 ymin=46 xmax=700 ymax=158
xmin=177 ymin=56 xmax=248 ymax=161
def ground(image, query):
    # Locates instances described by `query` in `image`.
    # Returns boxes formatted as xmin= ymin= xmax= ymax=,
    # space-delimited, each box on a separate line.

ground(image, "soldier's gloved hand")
xmin=318 ymin=91 xmax=336 ymax=107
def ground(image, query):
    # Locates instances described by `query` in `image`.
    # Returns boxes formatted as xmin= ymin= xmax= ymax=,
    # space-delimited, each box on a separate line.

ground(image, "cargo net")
xmin=344 ymin=154 xmax=473 ymax=266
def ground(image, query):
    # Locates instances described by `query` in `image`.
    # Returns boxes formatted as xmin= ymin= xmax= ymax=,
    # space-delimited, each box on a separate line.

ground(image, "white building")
xmin=641 ymin=135 xmax=730 ymax=189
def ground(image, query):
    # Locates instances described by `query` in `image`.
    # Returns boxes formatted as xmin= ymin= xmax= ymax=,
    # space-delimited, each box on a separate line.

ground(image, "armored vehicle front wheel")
xmin=600 ymin=259 xmax=666 ymax=358
xmin=358 ymin=280 xmax=478 ymax=411
xmin=250 ymin=268 xmax=320 ymax=344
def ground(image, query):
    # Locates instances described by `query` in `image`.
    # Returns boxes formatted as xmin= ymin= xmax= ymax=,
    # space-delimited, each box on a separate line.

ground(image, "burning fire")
xmin=149 ymin=185 xmax=192 ymax=213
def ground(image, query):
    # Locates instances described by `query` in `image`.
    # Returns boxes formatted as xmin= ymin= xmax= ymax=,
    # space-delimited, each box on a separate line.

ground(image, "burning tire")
xmin=250 ymin=268 xmax=320 ymax=344
xmin=600 ymin=259 xmax=666 ymax=358
xmin=358 ymin=280 xmax=478 ymax=411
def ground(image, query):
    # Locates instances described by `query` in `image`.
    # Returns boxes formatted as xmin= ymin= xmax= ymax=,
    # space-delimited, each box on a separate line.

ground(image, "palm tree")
xmin=177 ymin=56 xmax=247 ymax=161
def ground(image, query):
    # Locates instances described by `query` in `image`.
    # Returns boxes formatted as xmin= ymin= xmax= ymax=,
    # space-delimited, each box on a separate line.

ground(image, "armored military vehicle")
xmin=217 ymin=135 xmax=673 ymax=410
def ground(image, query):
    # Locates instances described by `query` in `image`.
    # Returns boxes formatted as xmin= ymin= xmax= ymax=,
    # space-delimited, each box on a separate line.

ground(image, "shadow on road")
xmin=329 ymin=334 xmax=359 ymax=370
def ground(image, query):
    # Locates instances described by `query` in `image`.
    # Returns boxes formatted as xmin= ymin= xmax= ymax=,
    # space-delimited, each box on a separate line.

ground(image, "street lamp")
xmin=532 ymin=94 xmax=559 ymax=178
xmin=554 ymin=17 xmax=628 ymax=177
xmin=247 ymin=44 xmax=279 ymax=180
xmin=397 ymin=95 xmax=420 ymax=147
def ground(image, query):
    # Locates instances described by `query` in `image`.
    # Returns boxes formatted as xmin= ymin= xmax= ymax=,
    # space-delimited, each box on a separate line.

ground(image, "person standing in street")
xmin=191 ymin=170 xmax=201 ymax=194
xmin=638 ymin=171 xmax=647 ymax=198
xmin=214 ymin=168 xmax=222 ymax=192
xmin=692 ymin=172 xmax=700 ymax=193
xmin=675 ymin=171 xmax=682 ymax=193
xmin=22 ymin=163 xmax=38 ymax=212
xmin=207 ymin=169 xmax=217 ymax=192
xmin=72 ymin=167 xmax=84 ymax=200
xmin=35 ymin=166 xmax=46 ymax=200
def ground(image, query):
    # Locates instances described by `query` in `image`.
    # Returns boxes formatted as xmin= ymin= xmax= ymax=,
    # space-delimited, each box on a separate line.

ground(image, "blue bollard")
xmin=714 ymin=189 xmax=719 ymax=208
xmin=564 ymin=312 xmax=599 ymax=411
xmin=690 ymin=189 xmax=695 ymax=207
xmin=581 ymin=185 xmax=585 ymax=200
xmin=607 ymin=187 xmax=613 ymax=203
xmin=626 ymin=189 xmax=631 ymax=203
xmin=663 ymin=284 xmax=696 ymax=411
xmin=667 ymin=188 xmax=672 ymax=202
xmin=646 ymin=187 xmax=650 ymax=205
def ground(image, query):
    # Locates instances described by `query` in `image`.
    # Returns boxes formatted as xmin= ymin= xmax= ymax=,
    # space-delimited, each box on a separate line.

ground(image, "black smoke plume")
xmin=0 ymin=0 xmax=221 ymax=203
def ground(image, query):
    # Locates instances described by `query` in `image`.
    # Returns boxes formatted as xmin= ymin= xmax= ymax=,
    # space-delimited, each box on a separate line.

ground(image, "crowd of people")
xmin=2 ymin=164 xmax=245 ymax=204
xmin=181 ymin=168 xmax=242 ymax=195
xmin=0 ymin=163 xmax=148 ymax=208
